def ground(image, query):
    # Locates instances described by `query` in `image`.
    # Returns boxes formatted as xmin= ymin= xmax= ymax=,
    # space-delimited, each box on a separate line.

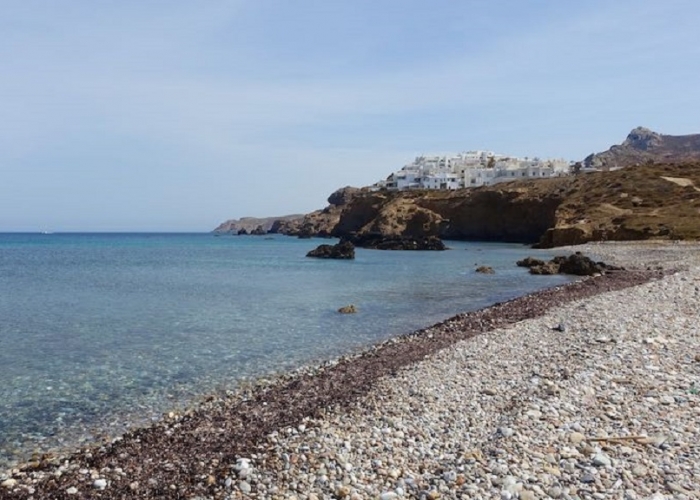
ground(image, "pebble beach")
xmin=2 ymin=242 xmax=700 ymax=500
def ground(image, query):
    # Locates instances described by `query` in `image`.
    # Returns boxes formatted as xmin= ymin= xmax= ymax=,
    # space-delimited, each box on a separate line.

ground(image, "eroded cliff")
xmin=288 ymin=162 xmax=700 ymax=248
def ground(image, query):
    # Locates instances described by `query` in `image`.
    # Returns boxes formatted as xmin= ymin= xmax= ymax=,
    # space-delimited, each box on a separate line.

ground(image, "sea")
xmin=0 ymin=233 xmax=570 ymax=468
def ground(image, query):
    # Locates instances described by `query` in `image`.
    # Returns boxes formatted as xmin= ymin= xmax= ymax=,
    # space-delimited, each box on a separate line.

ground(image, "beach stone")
xmin=443 ymin=470 xmax=457 ymax=483
xmin=592 ymin=453 xmax=612 ymax=467
xmin=569 ymin=432 xmax=586 ymax=444
xmin=93 ymin=478 xmax=107 ymax=489
xmin=631 ymin=465 xmax=648 ymax=477
xmin=581 ymin=472 xmax=596 ymax=483
xmin=1 ymin=479 xmax=17 ymax=488
xmin=520 ymin=491 xmax=536 ymax=500
xmin=335 ymin=486 xmax=351 ymax=497
xmin=498 ymin=427 xmax=514 ymax=437
xmin=66 ymin=486 xmax=79 ymax=495
xmin=380 ymin=492 xmax=399 ymax=500
xmin=239 ymin=480 xmax=251 ymax=494
xmin=547 ymin=486 xmax=563 ymax=498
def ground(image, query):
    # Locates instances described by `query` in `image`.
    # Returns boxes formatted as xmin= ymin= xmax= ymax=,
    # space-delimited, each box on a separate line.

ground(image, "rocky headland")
xmin=277 ymin=161 xmax=700 ymax=249
xmin=213 ymin=129 xmax=700 ymax=250
xmin=213 ymin=214 xmax=305 ymax=235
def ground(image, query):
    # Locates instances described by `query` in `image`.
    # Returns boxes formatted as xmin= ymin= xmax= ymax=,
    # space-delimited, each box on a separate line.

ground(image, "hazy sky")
xmin=1 ymin=1 xmax=699 ymax=231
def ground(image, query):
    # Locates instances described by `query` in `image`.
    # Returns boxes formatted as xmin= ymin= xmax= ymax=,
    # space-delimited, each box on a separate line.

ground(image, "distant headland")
xmin=214 ymin=128 xmax=700 ymax=248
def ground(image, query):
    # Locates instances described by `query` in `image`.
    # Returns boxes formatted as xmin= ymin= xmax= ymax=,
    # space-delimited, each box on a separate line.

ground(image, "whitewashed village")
xmin=371 ymin=150 xmax=572 ymax=191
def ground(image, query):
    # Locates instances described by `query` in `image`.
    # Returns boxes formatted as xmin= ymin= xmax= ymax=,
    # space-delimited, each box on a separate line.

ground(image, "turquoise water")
xmin=0 ymin=233 xmax=569 ymax=467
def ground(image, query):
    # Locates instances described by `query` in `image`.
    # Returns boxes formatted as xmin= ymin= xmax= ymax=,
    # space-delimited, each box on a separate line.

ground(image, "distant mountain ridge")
xmin=584 ymin=127 xmax=700 ymax=169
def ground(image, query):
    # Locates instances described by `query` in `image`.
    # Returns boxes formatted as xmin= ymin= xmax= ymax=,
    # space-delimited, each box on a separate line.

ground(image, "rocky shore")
xmin=2 ymin=243 xmax=699 ymax=499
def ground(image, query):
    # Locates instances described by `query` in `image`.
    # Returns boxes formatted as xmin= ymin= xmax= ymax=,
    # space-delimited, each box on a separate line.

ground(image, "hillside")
xmin=284 ymin=163 xmax=700 ymax=248
xmin=584 ymin=127 xmax=700 ymax=169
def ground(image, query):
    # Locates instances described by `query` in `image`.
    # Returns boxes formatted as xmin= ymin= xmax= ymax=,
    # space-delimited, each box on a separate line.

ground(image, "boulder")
xmin=529 ymin=262 xmax=561 ymax=275
xmin=306 ymin=241 xmax=356 ymax=259
xmin=525 ymin=252 xmax=624 ymax=276
xmin=516 ymin=256 xmax=546 ymax=268
xmin=555 ymin=253 xmax=602 ymax=276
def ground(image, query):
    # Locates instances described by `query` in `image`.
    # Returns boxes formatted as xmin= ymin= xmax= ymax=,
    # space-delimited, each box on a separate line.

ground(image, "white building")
xmin=372 ymin=151 xmax=571 ymax=191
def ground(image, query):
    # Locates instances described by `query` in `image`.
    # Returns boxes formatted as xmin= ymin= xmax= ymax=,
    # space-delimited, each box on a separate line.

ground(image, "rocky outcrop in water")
xmin=306 ymin=241 xmax=356 ymax=259
xmin=518 ymin=253 xmax=624 ymax=276
xmin=345 ymin=233 xmax=446 ymax=251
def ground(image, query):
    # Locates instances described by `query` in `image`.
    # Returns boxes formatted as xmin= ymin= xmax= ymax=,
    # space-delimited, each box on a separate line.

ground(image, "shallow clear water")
xmin=0 ymin=233 xmax=569 ymax=466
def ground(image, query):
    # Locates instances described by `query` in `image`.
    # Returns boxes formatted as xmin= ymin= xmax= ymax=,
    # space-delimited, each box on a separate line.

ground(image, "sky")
xmin=1 ymin=1 xmax=699 ymax=231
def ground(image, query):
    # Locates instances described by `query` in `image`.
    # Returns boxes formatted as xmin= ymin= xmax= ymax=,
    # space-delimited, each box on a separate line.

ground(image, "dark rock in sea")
xmin=337 ymin=304 xmax=357 ymax=314
xmin=306 ymin=241 xmax=356 ymax=259
xmin=555 ymin=253 xmax=603 ymax=276
xmin=237 ymin=228 xmax=249 ymax=235
xmin=347 ymin=233 xmax=446 ymax=251
xmin=516 ymin=256 xmax=546 ymax=268
xmin=475 ymin=266 xmax=495 ymax=274
xmin=529 ymin=262 xmax=561 ymax=275
xmin=525 ymin=252 xmax=625 ymax=276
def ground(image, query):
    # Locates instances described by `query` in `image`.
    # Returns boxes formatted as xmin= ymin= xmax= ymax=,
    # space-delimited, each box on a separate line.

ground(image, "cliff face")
xmin=537 ymin=162 xmax=700 ymax=247
xmin=328 ymin=187 xmax=561 ymax=243
xmin=584 ymin=127 xmax=700 ymax=169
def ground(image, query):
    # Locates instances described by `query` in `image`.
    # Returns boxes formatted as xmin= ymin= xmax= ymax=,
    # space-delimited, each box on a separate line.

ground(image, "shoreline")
xmin=0 ymin=246 xmax=675 ymax=498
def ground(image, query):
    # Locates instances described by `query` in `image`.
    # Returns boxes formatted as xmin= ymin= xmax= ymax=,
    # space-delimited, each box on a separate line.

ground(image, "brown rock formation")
xmin=536 ymin=162 xmax=700 ymax=247
xmin=279 ymin=187 xmax=364 ymax=238
xmin=325 ymin=162 xmax=700 ymax=248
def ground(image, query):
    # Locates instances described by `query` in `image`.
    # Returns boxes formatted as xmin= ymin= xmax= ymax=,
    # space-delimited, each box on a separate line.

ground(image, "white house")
xmin=372 ymin=151 xmax=572 ymax=191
